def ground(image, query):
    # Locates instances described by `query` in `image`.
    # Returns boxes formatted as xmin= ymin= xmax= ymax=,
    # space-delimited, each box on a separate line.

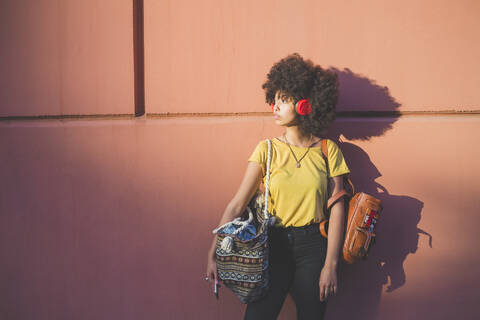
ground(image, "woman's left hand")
xmin=319 ymin=264 xmax=337 ymax=301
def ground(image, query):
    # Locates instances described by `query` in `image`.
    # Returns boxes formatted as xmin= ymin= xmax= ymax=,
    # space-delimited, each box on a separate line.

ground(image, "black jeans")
xmin=244 ymin=223 xmax=328 ymax=320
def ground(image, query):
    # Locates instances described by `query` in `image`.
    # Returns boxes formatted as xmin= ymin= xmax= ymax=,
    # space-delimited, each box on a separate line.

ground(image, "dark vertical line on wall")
xmin=133 ymin=0 xmax=145 ymax=116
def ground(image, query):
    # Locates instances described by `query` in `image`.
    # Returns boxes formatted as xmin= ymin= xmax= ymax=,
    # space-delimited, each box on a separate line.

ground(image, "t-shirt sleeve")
xmin=247 ymin=140 xmax=268 ymax=178
xmin=326 ymin=140 xmax=350 ymax=178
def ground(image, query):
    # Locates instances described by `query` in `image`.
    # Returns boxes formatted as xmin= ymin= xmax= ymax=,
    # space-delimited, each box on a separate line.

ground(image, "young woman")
xmin=206 ymin=53 xmax=350 ymax=320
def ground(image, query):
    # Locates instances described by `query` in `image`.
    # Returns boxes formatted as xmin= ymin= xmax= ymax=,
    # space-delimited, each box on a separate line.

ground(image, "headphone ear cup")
xmin=295 ymin=99 xmax=312 ymax=116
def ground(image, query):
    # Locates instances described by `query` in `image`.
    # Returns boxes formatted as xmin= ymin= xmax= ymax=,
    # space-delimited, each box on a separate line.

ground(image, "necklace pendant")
xmin=296 ymin=163 xmax=301 ymax=168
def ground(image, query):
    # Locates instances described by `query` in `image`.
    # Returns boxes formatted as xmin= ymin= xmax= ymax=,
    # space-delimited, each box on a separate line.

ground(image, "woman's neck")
xmin=283 ymin=126 xmax=314 ymax=147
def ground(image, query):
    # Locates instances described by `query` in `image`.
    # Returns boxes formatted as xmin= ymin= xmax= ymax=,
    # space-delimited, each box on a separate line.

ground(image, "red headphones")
xmin=271 ymin=98 xmax=311 ymax=116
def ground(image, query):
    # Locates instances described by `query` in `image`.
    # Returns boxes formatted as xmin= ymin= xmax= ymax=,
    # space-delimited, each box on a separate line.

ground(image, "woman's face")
xmin=272 ymin=90 xmax=296 ymax=126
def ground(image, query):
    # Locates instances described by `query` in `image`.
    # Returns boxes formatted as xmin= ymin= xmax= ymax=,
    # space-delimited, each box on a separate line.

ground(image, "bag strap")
xmin=263 ymin=139 xmax=272 ymax=220
xmin=321 ymin=139 xmax=330 ymax=176
xmin=321 ymin=139 xmax=355 ymax=212
xmin=327 ymin=189 xmax=349 ymax=210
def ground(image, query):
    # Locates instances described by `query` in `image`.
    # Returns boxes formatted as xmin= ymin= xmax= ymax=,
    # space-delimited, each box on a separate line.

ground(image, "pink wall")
xmin=0 ymin=0 xmax=134 ymax=116
xmin=145 ymin=0 xmax=480 ymax=113
xmin=1 ymin=0 xmax=479 ymax=319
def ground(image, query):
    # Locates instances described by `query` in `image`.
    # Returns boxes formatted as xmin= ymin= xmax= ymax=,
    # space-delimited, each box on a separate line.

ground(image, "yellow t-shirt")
xmin=248 ymin=138 xmax=350 ymax=227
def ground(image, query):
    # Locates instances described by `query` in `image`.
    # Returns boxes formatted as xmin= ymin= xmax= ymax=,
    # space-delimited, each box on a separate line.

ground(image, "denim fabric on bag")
xmin=220 ymin=224 xmax=257 ymax=241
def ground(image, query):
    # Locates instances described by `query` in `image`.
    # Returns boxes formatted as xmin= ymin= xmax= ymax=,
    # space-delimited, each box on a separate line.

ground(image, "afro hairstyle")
xmin=262 ymin=53 xmax=339 ymax=138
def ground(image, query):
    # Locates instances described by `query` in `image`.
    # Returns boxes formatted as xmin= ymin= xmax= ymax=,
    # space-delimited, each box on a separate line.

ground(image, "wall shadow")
xmin=321 ymin=68 xmax=431 ymax=320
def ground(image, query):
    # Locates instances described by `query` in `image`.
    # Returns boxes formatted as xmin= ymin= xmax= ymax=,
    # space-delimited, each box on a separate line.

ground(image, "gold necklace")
xmin=283 ymin=133 xmax=320 ymax=168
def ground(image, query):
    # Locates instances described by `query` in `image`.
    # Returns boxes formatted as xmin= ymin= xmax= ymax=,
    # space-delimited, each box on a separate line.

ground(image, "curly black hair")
xmin=262 ymin=53 xmax=339 ymax=138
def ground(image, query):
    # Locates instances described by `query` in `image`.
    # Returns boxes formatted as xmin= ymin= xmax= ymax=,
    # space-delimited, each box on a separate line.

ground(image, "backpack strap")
xmin=322 ymin=139 xmax=328 ymax=161
xmin=319 ymin=220 xmax=329 ymax=238
xmin=327 ymin=189 xmax=349 ymax=210
xmin=320 ymin=138 xmax=353 ymax=213
xmin=321 ymin=138 xmax=355 ymax=196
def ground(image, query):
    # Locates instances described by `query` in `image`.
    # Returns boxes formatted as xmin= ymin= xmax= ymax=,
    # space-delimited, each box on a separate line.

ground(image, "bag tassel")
xmin=220 ymin=236 xmax=234 ymax=253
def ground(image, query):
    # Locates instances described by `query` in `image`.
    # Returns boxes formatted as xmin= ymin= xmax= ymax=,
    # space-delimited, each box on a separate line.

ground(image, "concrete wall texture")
xmin=1 ymin=0 xmax=479 ymax=319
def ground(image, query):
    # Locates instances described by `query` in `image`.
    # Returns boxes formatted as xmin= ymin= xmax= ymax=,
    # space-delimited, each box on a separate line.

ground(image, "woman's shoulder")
xmin=250 ymin=139 xmax=271 ymax=155
xmin=254 ymin=138 xmax=270 ymax=147
xmin=324 ymin=138 xmax=341 ymax=149
xmin=315 ymin=138 xmax=343 ymax=158
xmin=324 ymin=139 xmax=348 ymax=163
xmin=254 ymin=137 xmax=279 ymax=146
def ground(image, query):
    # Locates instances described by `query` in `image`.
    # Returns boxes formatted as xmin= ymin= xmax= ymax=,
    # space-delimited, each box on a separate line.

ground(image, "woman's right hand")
xmin=206 ymin=254 xmax=218 ymax=284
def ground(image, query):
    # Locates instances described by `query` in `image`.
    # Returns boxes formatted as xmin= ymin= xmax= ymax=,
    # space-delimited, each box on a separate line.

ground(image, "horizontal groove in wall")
xmin=1 ymin=110 xmax=480 ymax=122
xmin=0 ymin=114 xmax=137 ymax=121
xmin=147 ymin=110 xmax=480 ymax=118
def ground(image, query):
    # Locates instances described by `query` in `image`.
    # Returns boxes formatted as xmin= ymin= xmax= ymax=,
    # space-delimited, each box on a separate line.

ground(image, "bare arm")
xmin=324 ymin=175 xmax=346 ymax=268
xmin=206 ymin=161 xmax=263 ymax=281
xmin=319 ymin=174 xmax=347 ymax=301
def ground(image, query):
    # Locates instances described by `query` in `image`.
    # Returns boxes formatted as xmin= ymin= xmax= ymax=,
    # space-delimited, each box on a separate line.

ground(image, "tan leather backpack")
xmin=319 ymin=139 xmax=382 ymax=264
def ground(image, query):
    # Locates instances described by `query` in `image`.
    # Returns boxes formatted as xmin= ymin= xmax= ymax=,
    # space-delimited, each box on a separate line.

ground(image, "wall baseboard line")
xmin=1 ymin=110 xmax=480 ymax=122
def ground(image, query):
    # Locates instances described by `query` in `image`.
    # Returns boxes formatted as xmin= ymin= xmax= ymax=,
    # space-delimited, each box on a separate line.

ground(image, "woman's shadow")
xmin=322 ymin=68 xmax=432 ymax=320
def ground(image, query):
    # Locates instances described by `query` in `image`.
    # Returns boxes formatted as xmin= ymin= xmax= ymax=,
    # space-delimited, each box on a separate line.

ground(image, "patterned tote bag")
xmin=212 ymin=139 xmax=276 ymax=303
